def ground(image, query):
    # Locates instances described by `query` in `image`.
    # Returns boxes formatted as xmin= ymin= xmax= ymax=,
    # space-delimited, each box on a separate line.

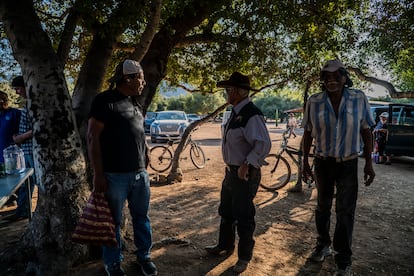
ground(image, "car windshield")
xmin=146 ymin=112 xmax=156 ymax=119
xmin=157 ymin=112 xmax=186 ymax=120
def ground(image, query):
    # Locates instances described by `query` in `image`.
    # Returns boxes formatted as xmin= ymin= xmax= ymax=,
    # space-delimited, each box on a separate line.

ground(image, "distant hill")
xmin=158 ymin=80 xmax=189 ymax=98
xmin=159 ymin=87 xmax=187 ymax=98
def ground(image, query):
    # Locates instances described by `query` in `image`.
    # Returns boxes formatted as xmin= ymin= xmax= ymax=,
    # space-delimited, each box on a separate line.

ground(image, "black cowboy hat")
xmin=217 ymin=72 xmax=255 ymax=91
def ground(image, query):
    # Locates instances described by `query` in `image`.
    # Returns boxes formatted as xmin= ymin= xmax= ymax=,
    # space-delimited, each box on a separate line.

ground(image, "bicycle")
xmin=260 ymin=130 xmax=314 ymax=191
xmin=149 ymin=131 xmax=206 ymax=173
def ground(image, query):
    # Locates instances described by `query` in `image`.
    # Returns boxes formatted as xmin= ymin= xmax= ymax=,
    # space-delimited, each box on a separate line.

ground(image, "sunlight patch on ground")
xmin=289 ymin=206 xmax=314 ymax=223
xmin=205 ymin=255 xmax=238 ymax=276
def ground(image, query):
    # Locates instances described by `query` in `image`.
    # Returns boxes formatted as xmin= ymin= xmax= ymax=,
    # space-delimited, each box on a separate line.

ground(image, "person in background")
xmin=301 ymin=59 xmax=375 ymax=276
xmin=4 ymin=76 xmax=37 ymax=221
xmin=88 ymin=59 xmax=157 ymax=276
xmin=287 ymin=112 xmax=298 ymax=138
xmin=0 ymin=91 xmax=21 ymax=164
xmin=0 ymin=91 xmax=21 ymax=209
xmin=205 ymin=72 xmax=271 ymax=273
xmin=373 ymin=112 xmax=391 ymax=165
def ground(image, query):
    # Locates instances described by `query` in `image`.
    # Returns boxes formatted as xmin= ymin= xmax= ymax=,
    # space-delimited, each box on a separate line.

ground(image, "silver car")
xmin=150 ymin=111 xmax=189 ymax=143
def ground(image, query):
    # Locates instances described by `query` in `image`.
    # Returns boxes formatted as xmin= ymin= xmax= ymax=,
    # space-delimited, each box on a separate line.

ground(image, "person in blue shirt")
xmin=0 ymin=91 xmax=21 ymax=164
xmin=302 ymin=59 xmax=375 ymax=276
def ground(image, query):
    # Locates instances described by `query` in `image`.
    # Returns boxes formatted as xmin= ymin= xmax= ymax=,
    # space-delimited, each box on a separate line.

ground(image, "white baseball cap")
xmin=108 ymin=59 xmax=143 ymax=83
xmin=380 ymin=112 xmax=389 ymax=118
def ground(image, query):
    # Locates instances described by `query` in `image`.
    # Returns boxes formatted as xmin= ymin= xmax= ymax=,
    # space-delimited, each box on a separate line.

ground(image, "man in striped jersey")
xmin=301 ymin=59 xmax=376 ymax=276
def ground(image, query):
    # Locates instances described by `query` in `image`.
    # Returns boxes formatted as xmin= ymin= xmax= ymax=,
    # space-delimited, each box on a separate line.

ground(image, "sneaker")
xmin=104 ymin=262 xmax=125 ymax=276
xmin=334 ymin=265 xmax=352 ymax=276
xmin=309 ymin=245 xmax=332 ymax=262
xmin=138 ymin=259 xmax=158 ymax=276
xmin=233 ymin=259 xmax=249 ymax=273
xmin=205 ymin=245 xmax=234 ymax=256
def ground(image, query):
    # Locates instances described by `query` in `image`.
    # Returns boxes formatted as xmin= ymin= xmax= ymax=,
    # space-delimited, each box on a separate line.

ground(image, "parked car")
xmin=187 ymin=113 xmax=201 ymax=123
xmin=370 ymin=103 xmax=414 ymax=156
xmin=144 ymin=111 xmax=157 ymax=134
xmin=150 ymin=111 xmax=189 ymax=143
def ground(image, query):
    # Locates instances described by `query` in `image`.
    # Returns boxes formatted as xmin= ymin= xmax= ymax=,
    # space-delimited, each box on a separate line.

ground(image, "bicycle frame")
xmin=277 ymin=131 xmax=302 ymax=166
xmin=265 ymin=130 xmax=314 ymax=189
xmin=149 ymin=130 xmax=206 ymax=173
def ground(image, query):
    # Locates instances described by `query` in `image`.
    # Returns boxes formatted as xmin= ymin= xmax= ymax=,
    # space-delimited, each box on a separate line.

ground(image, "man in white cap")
xmin=88 ymin=59 xmax=157 ymax=276
xmin=301 ymin=59 xmax=376 ymax=276
xmin=373 ymin=112 xmax=391 ymax=164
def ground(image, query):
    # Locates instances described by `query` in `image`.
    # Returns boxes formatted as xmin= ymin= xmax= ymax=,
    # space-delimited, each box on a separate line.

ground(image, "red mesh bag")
xmin=72 ymin=192 xmax=117 ymax=247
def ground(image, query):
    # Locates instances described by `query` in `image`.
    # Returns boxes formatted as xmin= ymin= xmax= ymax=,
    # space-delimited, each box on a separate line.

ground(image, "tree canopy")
xmin=0 ymin=0 xmax=413 ymax=274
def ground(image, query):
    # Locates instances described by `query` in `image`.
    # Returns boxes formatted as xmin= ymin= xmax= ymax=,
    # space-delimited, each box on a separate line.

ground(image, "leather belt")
xmin=226 ymin=164 xmax=259 ymax=171
xmin=315 ymin=154 xmax=358 ymax=163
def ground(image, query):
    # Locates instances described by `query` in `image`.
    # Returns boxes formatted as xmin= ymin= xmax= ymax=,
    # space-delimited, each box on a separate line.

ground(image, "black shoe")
xmin=138 ymin=259 xmax=158 ymax=276
xmin=233 ymin=259 xmax=249 ymax=273
xmin=309 ymin=245 xmax=332 ymax=262
xmin=334 ymin=264 xmax=352 ymax=276
xmin=205 ymin=245 xmax=234 ymax=256
xmin=104 ymin=262 xmax=125 ymax=276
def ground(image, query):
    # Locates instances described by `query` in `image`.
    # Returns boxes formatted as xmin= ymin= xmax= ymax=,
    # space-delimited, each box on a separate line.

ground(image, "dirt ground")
xmin=1 ymin=122 xmax=413 ymax=275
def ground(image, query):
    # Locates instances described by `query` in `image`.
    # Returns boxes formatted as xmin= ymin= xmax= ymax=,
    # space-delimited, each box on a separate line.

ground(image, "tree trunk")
xmin=1 ymin=1 xmax=89 ymax=275
xmin=167 ymin=103 xmax=228 ymax=183
xmin=71 ymin=30 xmax=119 ymax=159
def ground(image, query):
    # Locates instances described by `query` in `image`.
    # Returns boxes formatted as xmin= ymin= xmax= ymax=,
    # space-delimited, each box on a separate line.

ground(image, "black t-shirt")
xmin=89 ymin=89 xmax=146 ymax=172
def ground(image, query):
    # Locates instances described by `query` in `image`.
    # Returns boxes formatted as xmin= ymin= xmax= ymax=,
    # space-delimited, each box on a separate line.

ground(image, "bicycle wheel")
xmin=189 ymin=144 xmax=206 ymax=169
xmin=260 ymin=154 xmax=291 ymax=191
xmin=149 ymin=146 xmax=173 ymax=173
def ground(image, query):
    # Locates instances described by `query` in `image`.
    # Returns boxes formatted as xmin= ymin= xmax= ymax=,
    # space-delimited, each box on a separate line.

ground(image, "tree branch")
xmin=131 ymin=0 xmax=163 ymax=62
xmin=348 ymin=67 xmax=414 ymax=98
xmin=57 ymin=7 xmax=81 ymax=65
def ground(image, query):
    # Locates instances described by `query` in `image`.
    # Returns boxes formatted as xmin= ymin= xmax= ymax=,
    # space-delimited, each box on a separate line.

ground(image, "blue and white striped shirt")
xmin=302 ymin=88 xmax=375 ymax=158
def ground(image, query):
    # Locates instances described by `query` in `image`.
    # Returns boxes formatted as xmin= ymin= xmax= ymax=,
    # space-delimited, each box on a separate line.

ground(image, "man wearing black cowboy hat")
xmin=205 ymin=72 xmax=271 ymax=273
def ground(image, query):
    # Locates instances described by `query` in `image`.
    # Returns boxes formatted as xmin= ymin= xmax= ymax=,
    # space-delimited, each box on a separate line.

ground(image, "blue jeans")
xmin=103 ymin=170 xmax=153 ymax=266
xmin=16 ymin=154 xmax=36 ymax=216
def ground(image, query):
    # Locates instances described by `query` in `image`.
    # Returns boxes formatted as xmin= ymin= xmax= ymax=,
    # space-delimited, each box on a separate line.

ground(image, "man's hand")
xmin=93 ymin=173 xmax=108 ymax=193
xmin=302 ymin=159 xmax=314 ymax=184
xmin=364 ymin=162 xmax=375 ymax=186
xmin=12 ymin=134 xmax=24 ymax=144
xmin=238 ymin=163 xmax=249 ymax=181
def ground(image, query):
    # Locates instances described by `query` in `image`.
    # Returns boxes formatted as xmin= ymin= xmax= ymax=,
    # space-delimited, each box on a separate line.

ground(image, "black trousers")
xmin=217 ymin=166 xmax=260 ymax=261
xmin=314 ymin=157 xmax=359 ymax=267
